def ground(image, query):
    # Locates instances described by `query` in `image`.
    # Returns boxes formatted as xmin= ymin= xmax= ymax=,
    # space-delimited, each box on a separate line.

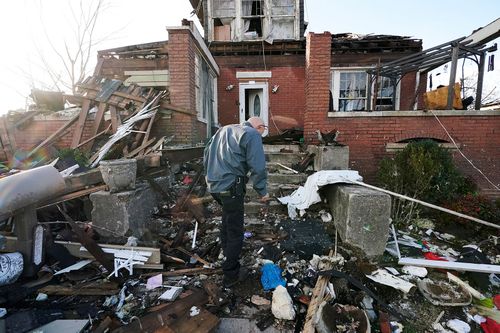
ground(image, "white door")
xmin=239 ymin=83 xmax=268 ymax=136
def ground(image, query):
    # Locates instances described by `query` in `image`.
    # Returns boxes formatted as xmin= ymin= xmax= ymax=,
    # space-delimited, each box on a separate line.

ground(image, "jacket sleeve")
xmin=245 ymin=132 xmax=268 ymax=196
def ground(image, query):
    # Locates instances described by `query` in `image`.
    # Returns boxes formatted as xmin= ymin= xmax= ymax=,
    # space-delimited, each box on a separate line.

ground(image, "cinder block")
xmin=326 ymin=184 xmax=391 ymax=258
xmin=89 ymin=178 xmax=169 ymax=237
xmin=308 ymin=145 xmax=349 ymax=170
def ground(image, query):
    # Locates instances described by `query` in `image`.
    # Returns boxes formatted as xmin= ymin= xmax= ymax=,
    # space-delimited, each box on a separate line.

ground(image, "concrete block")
xmin=90 ymin=183 xmax=158 ymax=237
xmin=326 ymin=184 xmax=391 ymax=258
xmin=308 ymin=146 xmax=349 ymax=170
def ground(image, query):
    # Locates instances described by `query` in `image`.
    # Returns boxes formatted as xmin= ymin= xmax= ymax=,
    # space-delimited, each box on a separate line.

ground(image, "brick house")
xmin=190 ymin=0 xmax=500 ymax=195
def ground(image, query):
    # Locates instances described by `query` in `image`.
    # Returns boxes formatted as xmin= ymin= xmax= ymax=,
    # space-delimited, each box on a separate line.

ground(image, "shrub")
xmin=377 ymin=140 xmax=476 ymax=224
xmin=442 ymin=194 xmax=500 ymax=225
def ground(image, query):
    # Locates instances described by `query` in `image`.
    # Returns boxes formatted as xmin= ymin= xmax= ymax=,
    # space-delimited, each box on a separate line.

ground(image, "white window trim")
xmin=330 ymin=67 xmax=401 ymax=112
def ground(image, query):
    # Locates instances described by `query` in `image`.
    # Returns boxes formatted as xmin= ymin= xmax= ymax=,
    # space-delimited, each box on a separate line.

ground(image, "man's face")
xmin=256 ymin=123 xmax=268 ymax=135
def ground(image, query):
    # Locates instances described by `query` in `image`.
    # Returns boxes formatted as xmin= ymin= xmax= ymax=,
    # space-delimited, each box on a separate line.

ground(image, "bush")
xmin=57 ymin=148 xmax=89 ymax=167
xmin=441 ymin=194 xmax=500 ymax=225
xmin=377 ymin=140 xmax=476 ymax=223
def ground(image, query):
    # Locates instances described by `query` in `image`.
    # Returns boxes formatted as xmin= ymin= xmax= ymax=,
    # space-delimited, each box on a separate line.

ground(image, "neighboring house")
xmin=190 ymin=0 xmax=500 ymax=195
xmin=95 ymin=22 xmax=220 ymax=144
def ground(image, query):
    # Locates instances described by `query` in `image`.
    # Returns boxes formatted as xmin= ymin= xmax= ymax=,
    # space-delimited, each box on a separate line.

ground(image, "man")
xmin=204 ymin=116 xmax=270 ymax=287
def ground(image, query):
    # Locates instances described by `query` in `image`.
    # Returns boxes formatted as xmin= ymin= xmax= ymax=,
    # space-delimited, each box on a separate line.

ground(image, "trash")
xmin=28 ymin=319 xmax=90 ymax=333
xmin=189 ymin=306 xmax=200 ymax=317
xmin=319 ymin=210 xmax=332 ymax=223
xmin=54 ymin=259 xmax=93 ymax=276
xmin=0 ymin=252 xmax=23 ymax=286
xmin=159 ymin=286 xmax=183 ymax=301
xmin=446 ymin=319 xmax=471 ymax=333
xmin=366 ymin=269 xmax=415 ymax=293
xmin=35 ymin=293 xmax=48 ymax=301
xmin=251 ymin=295 xmax=271 ymax=307
xmin=146 ymin=273 xmax=163 ymax=290
xmin=0 ymin=308 xmax=6 ymax=318
xmin=315 ymin=302 xmax=370 ymax=333
xmin=447 ymin=272 xmax=486 ymax=300
xmin=271 ymin=285 xmax=295 ymax=320
xmin=261 ymin=262 xmax=286 ymax=291
xmin=125 ymin=236 xmax=138 ymax=247
xmin=401 ymin=265 xmax=427 ymax=278
xmin=417 ymin=278 xmax=471 ymax=306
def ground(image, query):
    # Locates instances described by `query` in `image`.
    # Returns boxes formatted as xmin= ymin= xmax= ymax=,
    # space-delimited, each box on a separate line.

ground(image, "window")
xmin=330 ymin=69 xmax=398 ymax=112
xmin=209 ymin=0 xmax=298 ymax=42
xmin=195 ymin=52 xmax=218 ymax=126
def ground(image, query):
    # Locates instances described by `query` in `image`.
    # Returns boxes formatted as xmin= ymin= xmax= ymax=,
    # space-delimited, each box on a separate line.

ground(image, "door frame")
xmin=239 ymin=82 xmax=268 ymax=135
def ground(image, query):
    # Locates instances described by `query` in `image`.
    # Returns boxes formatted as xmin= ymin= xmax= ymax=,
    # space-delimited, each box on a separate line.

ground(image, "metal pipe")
xmin=0 ymin=165 xmax=66 ymax=219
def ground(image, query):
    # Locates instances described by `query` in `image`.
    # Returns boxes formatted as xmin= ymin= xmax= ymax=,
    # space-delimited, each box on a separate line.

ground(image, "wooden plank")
xmin=169 ymin=307 xmax=219 ymax=333
xmin=63 ymin=168 xmax=103 ymax=193
xmin=38 ymin=185 xmax=107 ymax=209
xmin=84 ymin=102 xmax=107 ymax=151
xmin=125 ymin=137 xmax=156 ymax=158
xmin=112 ymin=290 xmax=209 ymax=333
xmin=303 ymin=250 xmax=334 ymax=333
xmin=70 ymin=99 xmax=91 ymax=148
xmin=39 ymin=284 xmax=119 ymax=296
xmin=138 ymin=112 xmax=156 ymax=156
xmin=123 ymin=81 xmax=170 ymax=87
xmin=76 ymin=123 xmax=112 ymax=149
xmin=109 ymin=105 xmax=120 ymax=133
xmin=28 ymin=113 xmax=79 ymax=157
xmin=0 ymin=117 xmax=14 ymax=163
xmin=142 ymin=267 xmax=221 ymax=278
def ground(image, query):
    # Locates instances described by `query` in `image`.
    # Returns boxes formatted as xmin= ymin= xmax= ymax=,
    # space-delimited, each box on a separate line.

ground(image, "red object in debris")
xmin=494 ymin=295 xmax=500 ymax=309
xmin=379 ymin=311 xmax=391 ymax=333
xmin=480 ymin=317 xmax=500 ymax=333
xmin=297 ymin=295 xmax=310 ymax=305
xmin=423 ymin=252 xmax=448 ymax=261
xmin=182 ymin=176 xmax=193 ymax=185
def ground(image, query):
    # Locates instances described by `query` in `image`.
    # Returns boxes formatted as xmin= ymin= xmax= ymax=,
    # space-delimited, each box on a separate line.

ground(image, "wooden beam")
xmin=303 ymin=250 xmax=334 ymax=333
xmin=446 ymin=45 xmax=459 ymax=109
xmin=70 ymin=99 xmax=91 ymax=148
xmin=38 ymin=185 xmax=107 ymax=209
xmin=125 ymin=137 xmax=156 ymax=158
xmin=28 ymin=113 xmax=79 ymax=157
xmin=75 ymin=123 xmax=112 ymax=149
xmin=39 ymin=284 xmax=119 ymax=296
xmin=109 ymin=105 xmax=121 ymax=133
xmin=84 ymin=102 xmax=107 ymax=151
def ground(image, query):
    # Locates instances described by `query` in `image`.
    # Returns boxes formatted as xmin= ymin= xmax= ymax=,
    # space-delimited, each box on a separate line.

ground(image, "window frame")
xmin=330 ymin=67 xmax=400 ymax=112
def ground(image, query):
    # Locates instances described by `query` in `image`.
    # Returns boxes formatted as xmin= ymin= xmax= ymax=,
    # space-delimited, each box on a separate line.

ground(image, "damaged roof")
xmin=331 ymin=33 xmax=422 ymax=54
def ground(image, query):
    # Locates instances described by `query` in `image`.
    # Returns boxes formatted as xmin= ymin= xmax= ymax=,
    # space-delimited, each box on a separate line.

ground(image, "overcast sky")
xmin=0 ymin=0 xmax=499 ymax=113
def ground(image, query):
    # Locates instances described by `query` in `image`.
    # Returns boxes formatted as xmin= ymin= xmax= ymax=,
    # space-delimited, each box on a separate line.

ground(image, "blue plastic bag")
xmin=260 ymin=262 xmax=286 ymax=291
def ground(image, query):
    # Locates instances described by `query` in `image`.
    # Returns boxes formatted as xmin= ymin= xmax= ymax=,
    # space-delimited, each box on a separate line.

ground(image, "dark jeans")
xmin=211 ymin=177 xmax=245 ymax=280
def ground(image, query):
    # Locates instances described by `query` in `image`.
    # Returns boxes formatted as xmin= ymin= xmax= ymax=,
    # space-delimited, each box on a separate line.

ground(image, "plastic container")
xmin=99 ymin=159 xmax=137 ymax=193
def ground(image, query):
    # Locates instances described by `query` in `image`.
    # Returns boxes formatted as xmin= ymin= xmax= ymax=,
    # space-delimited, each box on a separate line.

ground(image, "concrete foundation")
xmin=308 ymin=146 xmax=349 ymax=171
xmin=326 ymin=184 xmax=391 ymax=258
xmin=90 ymin=182 xmax=160 ymax=238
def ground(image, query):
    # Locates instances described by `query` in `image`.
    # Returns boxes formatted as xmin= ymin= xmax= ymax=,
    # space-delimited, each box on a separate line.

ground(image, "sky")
xmin=0 ymin=0 xmax=499 ymax=113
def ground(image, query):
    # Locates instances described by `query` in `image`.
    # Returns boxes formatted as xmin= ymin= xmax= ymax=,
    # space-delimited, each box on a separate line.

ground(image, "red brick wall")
xmin=304 ymin=32 xmax=332 ymax=141
xmin=320 ymin=113 xmax=500 ymax=192
xmin=167 ymin=27 xmax=207 ymax=144
xmin=215 ymin=62 xmax=306 ymax=134
xmin=6 ymin=117 xmax=95 ymax=153
xmin=214 ymin=54 xmax=306 ymax=134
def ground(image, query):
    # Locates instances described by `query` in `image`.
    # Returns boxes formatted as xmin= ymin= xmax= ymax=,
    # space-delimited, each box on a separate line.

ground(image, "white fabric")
xmin=278 ymin=170 xmax=363 ymax=218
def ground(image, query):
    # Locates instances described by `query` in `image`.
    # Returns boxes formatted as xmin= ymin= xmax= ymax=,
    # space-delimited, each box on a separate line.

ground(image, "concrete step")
xmin=263 ymin=144 xmax=302 ymax=153
xmin=244 ymin=201 xmax=287 ymax=215
xmin=245 ymin=183 xmax=299 ymax=199
xmin=267 ymin=172 xmax=308 ymax=185
xmin=265 ymin=152 xmax=306 ymax=165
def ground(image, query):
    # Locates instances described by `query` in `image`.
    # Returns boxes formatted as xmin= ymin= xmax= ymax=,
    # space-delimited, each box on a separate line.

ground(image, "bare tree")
xmin=36 ymin=0 xmax=108 ymax=94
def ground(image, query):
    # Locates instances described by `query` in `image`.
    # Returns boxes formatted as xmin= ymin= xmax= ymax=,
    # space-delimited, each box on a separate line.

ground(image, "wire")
xmin=430 ymin=110 xmax=499 ymax=191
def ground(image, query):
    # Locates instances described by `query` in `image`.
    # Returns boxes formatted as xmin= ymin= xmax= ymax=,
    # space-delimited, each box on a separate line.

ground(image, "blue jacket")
xmin=204 ymin=121 xmax=267 ymax=196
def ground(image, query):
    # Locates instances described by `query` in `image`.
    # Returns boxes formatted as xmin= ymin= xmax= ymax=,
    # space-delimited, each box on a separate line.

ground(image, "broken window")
xmin=196 ymin=52 xmax=218 ymax=126
xmin=330 ymin=69 xmax=398 ymax=112
xmin=212 ymin=0 xmax=235 ymax=41
xmin=242 ymin=0 xmax=265 ymax=39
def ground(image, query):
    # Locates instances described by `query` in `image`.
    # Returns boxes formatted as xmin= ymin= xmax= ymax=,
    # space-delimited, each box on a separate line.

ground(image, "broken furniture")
xmin=0 ymin=165 xmax=66 ymax=276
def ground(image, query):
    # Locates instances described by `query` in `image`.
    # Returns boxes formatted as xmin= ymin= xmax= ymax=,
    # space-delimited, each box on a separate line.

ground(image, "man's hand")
xmin=259 ymin=194 xmax=273 ymax=203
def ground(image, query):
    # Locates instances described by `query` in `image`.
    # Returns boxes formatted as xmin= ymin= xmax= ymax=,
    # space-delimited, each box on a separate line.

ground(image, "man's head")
xmin=247 ymin=116 xmax=267 ymax=135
